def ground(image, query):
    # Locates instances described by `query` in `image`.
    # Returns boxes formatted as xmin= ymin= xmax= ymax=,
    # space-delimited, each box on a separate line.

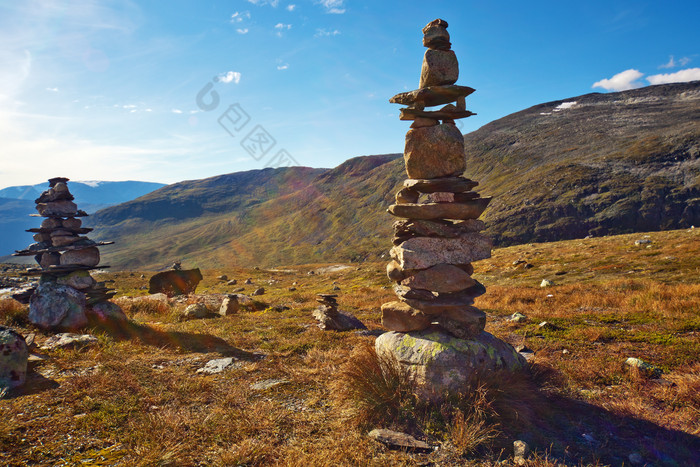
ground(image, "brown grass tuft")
xmin=0 ymin=298 xmax=29 ymax=327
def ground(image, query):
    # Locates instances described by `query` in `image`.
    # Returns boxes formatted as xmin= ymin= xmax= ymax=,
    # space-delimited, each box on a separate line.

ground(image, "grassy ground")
xmin=1 ymin=228 xmax=699 ymax=465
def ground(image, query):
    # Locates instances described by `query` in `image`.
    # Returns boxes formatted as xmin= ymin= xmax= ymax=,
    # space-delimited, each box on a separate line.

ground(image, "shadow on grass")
xmin=3 ymin=371 xmax=60 ymax=400
xmin=93 ymin=318 xmax=261 ymax=360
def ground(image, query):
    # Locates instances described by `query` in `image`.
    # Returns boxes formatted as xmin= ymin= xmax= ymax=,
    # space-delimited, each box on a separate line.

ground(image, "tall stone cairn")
xmin=377 ymin=20 xmax=525 ymax=400
xmin=383 ymin=19 xmax=491 ymax=337
xmin=13 ymin=177 xmax=125 ymax=329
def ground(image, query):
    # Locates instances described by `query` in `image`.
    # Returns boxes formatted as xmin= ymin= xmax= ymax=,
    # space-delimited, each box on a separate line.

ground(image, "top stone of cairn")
xmin=422 ymin=19 xmax=451 ymax=50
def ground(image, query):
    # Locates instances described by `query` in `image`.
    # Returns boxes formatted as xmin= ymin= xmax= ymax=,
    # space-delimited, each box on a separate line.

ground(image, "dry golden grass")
xmin=0 ymin=228 xmax=699 ymax=465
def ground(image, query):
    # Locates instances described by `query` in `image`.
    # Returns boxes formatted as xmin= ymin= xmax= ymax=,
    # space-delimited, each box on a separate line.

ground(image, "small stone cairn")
xmin=13 ymin=177 xmax=125 ymax=329
xmin=313 ymin=294 xmax=366 ymax=331
xmin=376 ymin=20 xmax=525 ymax=400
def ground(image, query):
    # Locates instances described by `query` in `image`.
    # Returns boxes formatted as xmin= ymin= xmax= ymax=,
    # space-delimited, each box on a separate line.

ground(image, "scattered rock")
xmin=538 ymin=321 xmax=561 ymax=331
xmin=513 ymin=440 xmax=530 ymax=463
xmin=182 ymin=303 xmax=211 ymax=320
xmin=0 ymin=326 xmax=28 ymax=389
xmin=251 ymin=287 xmax=265 ymax=296
xmin=227 ymin=279 xmax=237 ymax=286
xmin=250 ymin=378 xmax=290 ymax=390
xmin=217 ymin=275 xmax=228 ymax=281
xmin=509 ymin=312 xmax=528 ymax=323
xmin=196 ymin=357 xmax=241 ymax=374
xmin=288 ymin=287 xmax=297 ymax=291
xmin=41 ymin=333 xmax=98 ymax=350
xmin=625 ymin=357 xmax=663 ymax=378
xmin=244 ymin=278 xmax=253 ymax=284
xmin=540 ymin=279 xmax=554 ymax=287
xmin=148 ymin=269 xmax=203 ymax=297
xmin=87 ymin=301 xmax=127 ymax=323
xmin=634 ymin=239 xmax=652 ymax=245
xmin=219 ymin=295 xmax=239 ymax=316
xmin=368 ymin=428 xmax=432 ymax=453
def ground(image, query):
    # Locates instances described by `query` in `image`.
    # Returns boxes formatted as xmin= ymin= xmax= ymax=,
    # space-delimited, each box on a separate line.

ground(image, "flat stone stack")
xmin=382 ymin=19 xmax=492 ymax=338
xmin=312 ymin=294 xmax=366 ymax=331
xmin=13 ymin=178 xmax=124 ymax=329
xmin=377 ymin=20 xmax=526 ymax=401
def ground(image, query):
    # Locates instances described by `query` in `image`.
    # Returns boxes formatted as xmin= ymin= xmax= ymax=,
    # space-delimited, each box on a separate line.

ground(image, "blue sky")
xmin=1 ymin=0 xmax=698 ymax=189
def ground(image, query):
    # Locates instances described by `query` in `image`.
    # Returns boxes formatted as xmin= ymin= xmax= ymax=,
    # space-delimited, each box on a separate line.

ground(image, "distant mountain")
xmin=84 ymin=82 xmax=699 ymax=269
xmin=0 ymin=180 xmax=166 ymax=257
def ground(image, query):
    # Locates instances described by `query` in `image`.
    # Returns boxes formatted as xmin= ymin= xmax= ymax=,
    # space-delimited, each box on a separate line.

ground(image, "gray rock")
xmin=375 ymin=329 xmax=527 ymax=401
xmin=390 ymin=234 xmax=492 ymax=270
xmin=217 ymin=275 xmax=228 ymax=281
xmin=182 ymin=303 xmax=210 ymax=320
xmin=0 ymin=326 xmax=28 ymax=389
xmin=251 ymin=287 xmax=265 ymax=296
xmin=509 ymin=312 xmax=528 ymax=323
xmin=29 ymin=281 xmax=87 ymax=330
xmin=196 ymin=357 xmax=240 ymax=374
xmin=386 ymin=260 xmax=408 ymax=282
xmin=87 ymin=301 xmax=127 ymax=323
xmin=41 ymin=333 xmax=97 ymax=350
xmin=625 ymin=357 xmax=663 ymax=378
xmin=227 ymin=279 xmax=238 ymax=286
xmin=313 ymin=308 xmax=367 ymax=331
xmin=219 ymin=295 xmax=240 ymax=316
xmin=56 ymin=270 xmax=96 ymax=290
xmin=250 ymin=378 xmax=290 ymax=390
xmin=434 ymin=306 xmax=486 ymax=338
xmin=59 ymin=247 xmax=100 ymax=267
xmin=368 ymin=428 xmax=432 ymax=452
xmin=634 ymin=239 xmax=652 ymax=245
xmin=403 ymin=123 xmax=465 ymax=179
xmin=513 ymin=440 xmax=530 ymax=460
xmin=540 ymin=279 xmax=554 ymax=287
xmin=420 ymin=49 xmax=459 ymax=88
xmin=388 ymin=198 xmax=491 ymax=221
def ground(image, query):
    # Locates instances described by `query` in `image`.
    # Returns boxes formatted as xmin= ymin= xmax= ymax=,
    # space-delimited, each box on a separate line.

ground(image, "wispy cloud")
xmin=237 ymin=28 xmax=249 ymax=34
xmin=230 ymin=11 xmax=251 ymax=23
xmin=247 ymin=0 xmax=279 ymax=7
xmin=314 ymin=28 xmax=340 ymax=37
xmin=659 ymin=55 xmax=692 ymax=69
xmin=277 ymin=64 xmax=289 ymax=70
xmin=275 ymin=23 xmax=292 ymax=29
xmin=647 ymin=68 xmax=700 ymax=85
xmin=286 ymin=4 xmax=296 ymax=11
xmin=592 ymin=69 xmax=644 ymax=91
xmin=217 ymin=71 xmax=242 ymax=84
xmin=171 ymin=109 xmax=183 ymax=114
xmin=45 ymin=87 xmax=59 ymax=92
xmin=318 ymin=0 xmax=345 ymax=14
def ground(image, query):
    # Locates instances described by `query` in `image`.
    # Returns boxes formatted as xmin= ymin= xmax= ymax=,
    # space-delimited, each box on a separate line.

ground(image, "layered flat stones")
xmin=404 ymin=177 xmax=478 ymax=193
xmin=390 ymin=85 xmax=475 ymax=108
xmin=388 ymin=197 xmax=492 ymax=220
xmin=391 ymin=234 xmax=492 ymax=271
xmin=400 ymin=264 xmax=476 ymax=293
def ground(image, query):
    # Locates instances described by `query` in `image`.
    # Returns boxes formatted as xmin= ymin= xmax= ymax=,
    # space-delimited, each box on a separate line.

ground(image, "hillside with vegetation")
xmin=89 ymin=82 xmax=700 ymax=269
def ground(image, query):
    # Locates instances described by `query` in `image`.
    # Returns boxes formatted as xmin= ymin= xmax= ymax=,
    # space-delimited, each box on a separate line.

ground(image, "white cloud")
xmin=286 ymin=4 xmax=296 ymax=11
xmin=277 ymin=64 xmax=289 ymax=70
xmin=217 ymin=71 xmax=241 ymax=84
xmin=237 ymin=28 xmax=249 ymax=34
xmin=247 ymin=0 xmax=279 ymax=6
xmin=275 ymin=23 xmax=291 ymax=29
xmin=171 ymin=109 xmax=183 ymax=114
xmin=646 ymin=68 xmax=700 ymax=85
xmin=45 ymin=87 xmax=59 ymax=92
xmin=123 ymin=104 xmax=137 ymax=109
xmin=315 ymin=28 xmax=340 ymax=37
xmin=318 ymin=0 xmax=345 ymax=14
xmin=679 ymin=57 xmax=691 ymax=66
xmin=659 ymin=55 xmax=676 ymax=69
xmin=592 ymin=69 xmax=644 ymax=91
xmin=145 ymin=108 xmax=152 ymax=112
xmin=230 ymin=11 xmax=251 ymax=23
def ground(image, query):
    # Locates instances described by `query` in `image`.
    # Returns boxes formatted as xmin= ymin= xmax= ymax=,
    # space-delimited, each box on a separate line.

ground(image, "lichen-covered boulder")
xmin=29 ymin=281 xmax=87 ymax=330
xmin=87 ymin=301 xmax=127 ymax=324
xmin=375 ymin=329 xmax=527 ymax=401
xmin=0 ymin=326 xmax=28 ymax=389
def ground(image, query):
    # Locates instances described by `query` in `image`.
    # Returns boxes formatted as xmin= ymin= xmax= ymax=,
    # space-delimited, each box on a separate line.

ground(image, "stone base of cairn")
xmin=377 ymin=19 xmax=525 ymax=400
xmin=313 ymin=294 xmax=366 ymax=331
xmin=13 ymin=178 xmax=126 ymax=330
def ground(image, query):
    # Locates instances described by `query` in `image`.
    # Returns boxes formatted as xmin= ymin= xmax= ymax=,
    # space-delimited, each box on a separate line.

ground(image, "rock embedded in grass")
xmin=0 ymin=326 xmax=28 ymax=390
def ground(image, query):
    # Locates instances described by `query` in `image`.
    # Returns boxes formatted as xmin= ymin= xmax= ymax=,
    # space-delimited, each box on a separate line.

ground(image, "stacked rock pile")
xmin=13 ymin=178 xmax=125 ymax=329
xmin=312 ymin=294 xmax=366 ymax=331
xmin=382 ymin=19 xmax=492 ymax=338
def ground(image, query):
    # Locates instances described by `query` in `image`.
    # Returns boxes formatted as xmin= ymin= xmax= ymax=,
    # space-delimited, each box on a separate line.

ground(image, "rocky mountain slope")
xmin=0 ymin=180 xmax=165 ymax=257
xmin=89 ymin=82 xmax=699 ymax=269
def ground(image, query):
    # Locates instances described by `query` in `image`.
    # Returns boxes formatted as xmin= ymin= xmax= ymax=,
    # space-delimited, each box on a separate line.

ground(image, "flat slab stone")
xmin=368 ymin=428 xmax=432 ymax=452
xmin=381 ymin=301 xmax=431 ymax=332
xmin=36 ymin=200 xmax=78 ymax=217
xmin=399 ymin=282 xmax=486 ymax=315
xmin=394 ymin=219 xmax=485 ymax=240
xmin=400 ymin=107 xmax=475 ymax=121
xmin=40 ymin=333 xmax=97 ymax=350
xmin=401 ymin=264 xmax=476 ymax=293
xmin=196 ymin=357 xmax=242 ymax=374
xmin=388 ymin=198 xmax=492 ymax=220
xmin=375 ymin=329 xmax=527 ymax=401
xmin=404 ymin=177 xmax=478 ymax=193
xmin=391 ymin=234 xmax=492 ymax=270
xmin=390 ymin=85 xmax=475 ymax=108
xmin=404 ymin=123 xmax=465 ymax=179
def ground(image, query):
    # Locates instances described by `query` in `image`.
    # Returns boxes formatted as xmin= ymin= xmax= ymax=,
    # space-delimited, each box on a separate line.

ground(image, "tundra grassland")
xmin=1 ymin=228 xmax=699 ymax=465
